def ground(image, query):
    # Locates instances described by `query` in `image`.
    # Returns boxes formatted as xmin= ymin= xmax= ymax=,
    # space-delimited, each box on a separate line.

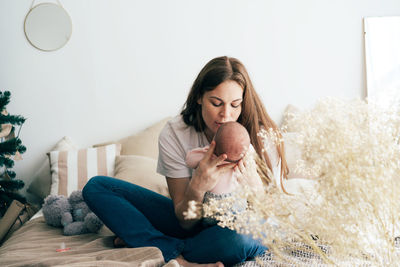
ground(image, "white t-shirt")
xmin=157 ymin=115 xmax=281 ymax=181
xmin=157 ymin=115 xmax=210 ymax=178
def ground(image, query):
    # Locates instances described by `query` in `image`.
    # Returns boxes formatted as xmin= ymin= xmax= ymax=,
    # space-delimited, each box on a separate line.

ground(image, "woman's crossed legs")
xmin=83 ymin=176 xmax=266 ymax=266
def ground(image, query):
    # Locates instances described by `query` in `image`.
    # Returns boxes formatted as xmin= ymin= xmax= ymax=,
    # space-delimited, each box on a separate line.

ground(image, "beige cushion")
xmin=118 ymin=117 xmax=171 ymax=159
xmin=94 ymin=117 xmax=171 ymax=158
xmin=114 ymin=155 xmax=170 ymax=198
xmin=27 ymin=137 xmax=78 ymax=200
xmin=48 ymin=144 xmax=121 ymax=196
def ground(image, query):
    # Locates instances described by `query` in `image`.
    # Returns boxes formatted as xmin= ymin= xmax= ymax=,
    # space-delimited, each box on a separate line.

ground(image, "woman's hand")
xmin=190 ymin=140 xmax=236 ymax=194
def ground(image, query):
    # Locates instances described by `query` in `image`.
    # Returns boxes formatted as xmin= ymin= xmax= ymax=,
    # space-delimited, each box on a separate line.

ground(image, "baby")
xmin=186 ymin=121 xmax=250 ymax=195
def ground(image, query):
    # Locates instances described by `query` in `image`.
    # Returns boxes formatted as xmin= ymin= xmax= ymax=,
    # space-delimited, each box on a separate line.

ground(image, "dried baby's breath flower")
xmin=258 ymin=127 xmax=284 ymax=147
xmin=183 ymin=200 xmax=202 ymax=220
xmin=282 ymin=97 xmax=400 ymax=265
xmin=185 ymin=96 xmax=400 ymax=266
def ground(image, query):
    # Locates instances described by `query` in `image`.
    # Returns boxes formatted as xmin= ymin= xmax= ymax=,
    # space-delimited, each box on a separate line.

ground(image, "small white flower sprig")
xmin=183 ymin=200 xmax=201 ymax=220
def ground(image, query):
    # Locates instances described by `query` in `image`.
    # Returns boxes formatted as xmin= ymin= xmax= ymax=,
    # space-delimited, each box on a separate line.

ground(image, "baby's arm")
xmin=185 ymin=146 xmax=209 ymax=169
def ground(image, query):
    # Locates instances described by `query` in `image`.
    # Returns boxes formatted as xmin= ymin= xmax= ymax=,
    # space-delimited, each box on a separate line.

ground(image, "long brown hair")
xmin=181 ymin=56 xmax=289 ymax=184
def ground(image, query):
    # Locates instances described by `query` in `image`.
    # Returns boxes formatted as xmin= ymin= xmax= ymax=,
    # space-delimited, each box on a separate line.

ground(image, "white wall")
xmin=1 ymin=0 xmax=400 ymax=197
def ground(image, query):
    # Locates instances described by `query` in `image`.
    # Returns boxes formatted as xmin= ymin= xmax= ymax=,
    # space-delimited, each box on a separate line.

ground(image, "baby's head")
xmin=214 ymin=121 xmax=250 ymax=163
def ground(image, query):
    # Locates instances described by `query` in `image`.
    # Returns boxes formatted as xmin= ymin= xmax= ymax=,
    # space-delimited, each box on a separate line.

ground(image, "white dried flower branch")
xmin=184 ymin=96 xmax=400 ymax=265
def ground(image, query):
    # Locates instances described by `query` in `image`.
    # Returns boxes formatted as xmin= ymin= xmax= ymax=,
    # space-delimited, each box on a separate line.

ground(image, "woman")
xmin=83 ymin=56 xmax=288 ymax=266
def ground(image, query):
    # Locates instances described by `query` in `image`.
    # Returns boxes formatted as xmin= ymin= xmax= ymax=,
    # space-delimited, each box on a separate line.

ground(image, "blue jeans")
xmin=82 ymin=176 xmax=267 ymax=266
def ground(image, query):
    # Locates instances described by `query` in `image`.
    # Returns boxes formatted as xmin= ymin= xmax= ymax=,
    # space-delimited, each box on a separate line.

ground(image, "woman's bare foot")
xmin=175 ymin=255 xmax=224 ymax=267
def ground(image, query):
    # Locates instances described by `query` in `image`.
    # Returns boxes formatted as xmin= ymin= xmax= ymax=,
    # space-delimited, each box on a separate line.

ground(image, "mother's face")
xmin=197 ymin=80 xmax=243 ymax=140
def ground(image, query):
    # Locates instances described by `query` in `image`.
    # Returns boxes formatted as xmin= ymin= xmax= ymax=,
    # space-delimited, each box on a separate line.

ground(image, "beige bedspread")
xmin=0 ymin=217 xmax=176 ymax=267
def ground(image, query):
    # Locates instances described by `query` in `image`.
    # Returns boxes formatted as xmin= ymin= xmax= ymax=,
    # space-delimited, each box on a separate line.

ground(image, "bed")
xmin=0 ymin=114 xmax=309 ymax=267
xmin=0 ymin=216 xmax=169 ymax=267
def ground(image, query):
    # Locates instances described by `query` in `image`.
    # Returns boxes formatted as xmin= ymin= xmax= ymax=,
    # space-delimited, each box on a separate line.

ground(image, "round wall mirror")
xmin=24 ymin=3 xmax=72 ymax=51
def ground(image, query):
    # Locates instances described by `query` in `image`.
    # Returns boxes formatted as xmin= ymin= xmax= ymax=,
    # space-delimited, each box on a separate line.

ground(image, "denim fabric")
xmin=83 ymin=176 xmax=267 ymax=265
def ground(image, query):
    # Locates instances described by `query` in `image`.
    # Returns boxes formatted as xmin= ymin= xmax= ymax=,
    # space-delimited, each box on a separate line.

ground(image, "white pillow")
xmin=53 ymin=136 xmax=79 ymax=151
xmin=48 ymin=143 xmax=121 ymax=196
xmin=281 ymin=178 xmax=316 ymax=195
xmin=283 ymin=132 xmax=310 ymax=179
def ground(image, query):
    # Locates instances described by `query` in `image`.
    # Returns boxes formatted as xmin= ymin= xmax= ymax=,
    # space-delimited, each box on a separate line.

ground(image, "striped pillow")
xmin=48 ymin=144 xmax=121 ymax=196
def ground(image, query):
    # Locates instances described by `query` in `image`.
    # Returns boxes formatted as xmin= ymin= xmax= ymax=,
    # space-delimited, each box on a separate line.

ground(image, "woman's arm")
xmin=166 ymin=177 xmax=204 ymax=230
xmin=167 ymin=141 xmax=236 ymax=230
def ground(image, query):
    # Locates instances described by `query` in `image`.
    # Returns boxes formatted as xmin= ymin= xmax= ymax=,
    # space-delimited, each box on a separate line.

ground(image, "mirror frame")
xmin=24 ymin=2 xmax=72 ymax=51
